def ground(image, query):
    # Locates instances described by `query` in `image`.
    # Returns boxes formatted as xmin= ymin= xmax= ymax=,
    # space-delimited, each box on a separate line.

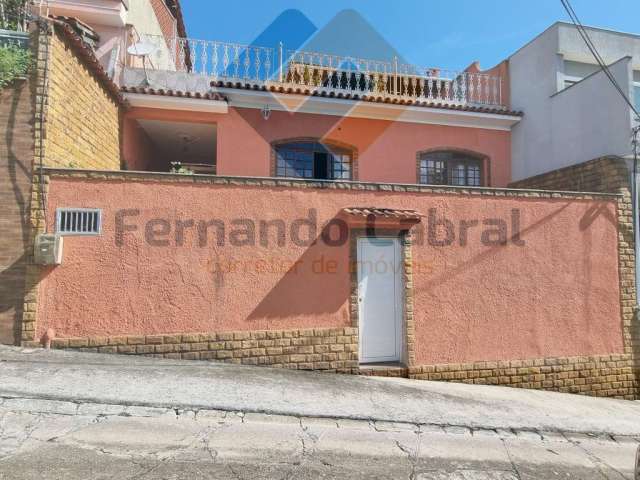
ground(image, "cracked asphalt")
xmin=0 ymin=346 xmax=639 ymax=479
xmin=0 ymin=398 xmax=638 ymax=479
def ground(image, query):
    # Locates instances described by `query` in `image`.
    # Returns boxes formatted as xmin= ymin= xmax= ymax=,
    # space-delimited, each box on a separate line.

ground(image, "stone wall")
xmin=409 ymin=354 xmax=636 ymax=399
xmin=33 ymin=327 xmax=360 ymax=373
xmin=43 ymin=26 xmax=121 ymax=170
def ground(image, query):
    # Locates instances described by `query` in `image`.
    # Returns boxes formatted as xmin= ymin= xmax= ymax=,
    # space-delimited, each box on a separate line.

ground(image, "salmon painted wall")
xmin=36 ymin=176 xmax=623 ymax=365
xmin=123 ymin=106 xmax=512 ymax=186
xmin=122 ymin=117 xmax=158 ymax=171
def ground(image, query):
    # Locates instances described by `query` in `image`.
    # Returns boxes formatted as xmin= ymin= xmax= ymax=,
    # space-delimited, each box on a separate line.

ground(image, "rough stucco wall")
xmin=45 ymin=29 xmax=120 ymax=170
xmin=411 ymin=195 xmax=621 ymax=364
xmin=123 ymin=106 xmax=512 ymax=187
xmin=508 ymin=156 xmax=638 ymax=399
xmin=35 ymin=175 xmax=623 ymax=366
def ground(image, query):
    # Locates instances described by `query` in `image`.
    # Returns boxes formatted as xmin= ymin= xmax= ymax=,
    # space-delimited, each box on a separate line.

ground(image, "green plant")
xmin=0 ymin=44 xmax=31 ymax=88
xmin=0 ymin=0 xmax=29 ymax=31
xmin=170 ymin=162 xmax=194 ymax=175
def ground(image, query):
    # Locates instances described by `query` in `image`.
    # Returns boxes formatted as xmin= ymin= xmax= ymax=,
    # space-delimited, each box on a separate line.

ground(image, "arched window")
xmin=274 ymin=141 xmax=353 ymax=180
xmin=418 ymin=151 xmax=484 ymax=187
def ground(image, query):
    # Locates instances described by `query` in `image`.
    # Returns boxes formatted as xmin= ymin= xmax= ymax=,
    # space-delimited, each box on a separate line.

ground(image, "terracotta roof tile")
xmin=210 ymin=80 xmax=523 ymax=117
xmin=121 ymin=86 xmax=227 ymax=102
xmin=342 ymin=207 xmax=425 ymax=220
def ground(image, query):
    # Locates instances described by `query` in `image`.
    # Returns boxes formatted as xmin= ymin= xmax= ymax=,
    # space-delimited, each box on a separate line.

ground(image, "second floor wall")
xmin=122 ymin=103 xmax=514 ymax=187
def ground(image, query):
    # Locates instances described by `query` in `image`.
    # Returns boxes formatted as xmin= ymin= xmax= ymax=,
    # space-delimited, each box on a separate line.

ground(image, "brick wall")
xmin=43 ymin=27 xmax=120 ymax=170
xmin=509 ymin=156 xmax=630 ymax=194
xmin=149 ymin=0 xmax=177 ymax=59
xmin=0 ymin=78 xmax=34 ymax=345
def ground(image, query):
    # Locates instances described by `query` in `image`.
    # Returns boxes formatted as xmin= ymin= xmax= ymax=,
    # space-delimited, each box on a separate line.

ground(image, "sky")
xmin=181 ymin=0 xmax=640 ymax=71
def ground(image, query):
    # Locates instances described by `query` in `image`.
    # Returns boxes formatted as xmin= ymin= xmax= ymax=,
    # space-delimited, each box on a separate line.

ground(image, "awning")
xmin=340 ymin=207 xmax=424 ymax=228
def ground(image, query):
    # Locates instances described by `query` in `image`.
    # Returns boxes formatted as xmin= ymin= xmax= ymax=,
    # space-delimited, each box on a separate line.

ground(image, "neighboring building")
xmin=0 ymin=7 xmax=637 ymax=399
xmin=509 ymin=21 xmax=640 ymax=182
xmin=40 ymin=0 xmax=187 ymax=78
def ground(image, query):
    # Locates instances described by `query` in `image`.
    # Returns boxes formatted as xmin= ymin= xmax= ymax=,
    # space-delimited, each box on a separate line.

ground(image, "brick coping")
xmin=41 ymin=168 xmax=622 ymax=200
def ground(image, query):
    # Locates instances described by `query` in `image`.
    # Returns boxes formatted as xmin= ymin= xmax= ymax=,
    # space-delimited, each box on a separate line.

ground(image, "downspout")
xmin=633 ymin=125 xmax=639 ymax=309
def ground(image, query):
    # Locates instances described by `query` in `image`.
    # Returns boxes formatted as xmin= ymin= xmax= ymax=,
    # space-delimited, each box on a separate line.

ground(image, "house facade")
xmin=0 ymin=4 xmax=638 ymax=399
xmin=119 ymin=39 xmax=518 ymax=188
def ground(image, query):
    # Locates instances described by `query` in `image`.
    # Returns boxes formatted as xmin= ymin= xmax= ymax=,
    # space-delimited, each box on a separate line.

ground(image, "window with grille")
xmin=275 ymin=142 xmax=353 ymax=180
xmin=418 ymin=151 xmax=483 ymax=187
xmin=56 ymin=208 xmax=102 ymax=235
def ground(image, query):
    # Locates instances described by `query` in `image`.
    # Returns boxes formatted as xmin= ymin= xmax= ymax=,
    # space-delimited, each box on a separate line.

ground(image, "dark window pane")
xmin=276 ymin=142 xmax=351 ymax=180
xmin=419 ymin=151 xmax=483 ymax=186
xmin=331 ymin=153 xmax=352 ymax=180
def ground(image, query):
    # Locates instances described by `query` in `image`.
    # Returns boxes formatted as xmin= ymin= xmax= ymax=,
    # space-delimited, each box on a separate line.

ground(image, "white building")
xmin=509 ymin=21 xmax=640 ymax=181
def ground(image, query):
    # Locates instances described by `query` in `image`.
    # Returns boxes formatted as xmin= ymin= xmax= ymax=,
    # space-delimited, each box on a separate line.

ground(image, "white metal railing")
xmin=125 ymin=34 xmax=504 ymax=108
xmin=284 ymin=49 xmax=502 ymax=107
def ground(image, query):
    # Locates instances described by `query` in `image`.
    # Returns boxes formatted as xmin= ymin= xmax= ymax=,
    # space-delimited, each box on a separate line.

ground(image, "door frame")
xmin=349 ymin=228 xmax=415 ymax=367
xmin=357 ymin=236 xmax=403 ymax=364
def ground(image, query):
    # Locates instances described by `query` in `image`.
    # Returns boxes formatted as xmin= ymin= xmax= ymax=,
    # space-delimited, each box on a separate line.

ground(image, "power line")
xmin=560 ymin=0 xmax=640 ymax=121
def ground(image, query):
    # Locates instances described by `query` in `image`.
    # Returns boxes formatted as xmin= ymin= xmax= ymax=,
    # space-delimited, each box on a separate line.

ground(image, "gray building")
xmin=509 ymin=21 xmax=640 ymax=181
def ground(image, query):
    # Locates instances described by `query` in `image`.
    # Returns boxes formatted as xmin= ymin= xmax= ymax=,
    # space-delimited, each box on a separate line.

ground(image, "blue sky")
xmin=181 ymin=0 xmax=640 ymax=71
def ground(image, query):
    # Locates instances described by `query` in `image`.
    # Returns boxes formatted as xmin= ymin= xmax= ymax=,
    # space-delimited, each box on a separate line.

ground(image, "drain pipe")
xmin=633 ymin=125 xmax=639 ymax=310
xmin=631 ymin=124 xmax=640 ymax=317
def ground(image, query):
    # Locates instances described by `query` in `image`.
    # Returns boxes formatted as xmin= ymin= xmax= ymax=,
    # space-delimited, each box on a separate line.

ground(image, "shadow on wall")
xmin=0 ymin=78 xmax=34 ymax=345
xmin=245 ymin=201 xmax=617 ymax=325
xmin=420 ymin=200 xmax=619 ymax=291
xmin=0 ymin=255 xmax=28 ymax=345
xmin=247 ymin=220 xmax=351 ymax=323
xmin=4 ymin=80 xmax=31 ymax=248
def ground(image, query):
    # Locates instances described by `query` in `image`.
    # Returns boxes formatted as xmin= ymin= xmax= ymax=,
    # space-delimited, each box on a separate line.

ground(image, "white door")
xmin=357 ymin=237 xmax=403 ymax=364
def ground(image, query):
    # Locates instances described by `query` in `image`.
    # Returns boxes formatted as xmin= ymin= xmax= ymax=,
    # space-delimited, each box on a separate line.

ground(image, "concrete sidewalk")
xmin=1 ymin=346 xmax=639 ymax=436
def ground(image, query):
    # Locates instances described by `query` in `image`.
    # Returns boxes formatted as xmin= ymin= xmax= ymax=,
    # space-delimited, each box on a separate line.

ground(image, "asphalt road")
xmin=0 ymin=400 xmax=638 ymax=479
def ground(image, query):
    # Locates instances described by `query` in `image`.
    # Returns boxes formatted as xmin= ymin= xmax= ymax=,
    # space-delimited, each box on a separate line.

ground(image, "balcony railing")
xmin=124 ymin=34 xmax=505 ymax=108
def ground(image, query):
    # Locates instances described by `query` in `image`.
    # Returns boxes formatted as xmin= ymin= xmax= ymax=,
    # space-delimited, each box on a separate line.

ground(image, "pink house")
xmin=8 ymin=4 xmax=637 ymax=399
xmin=119 ymin=40 xmax=519 ymax=187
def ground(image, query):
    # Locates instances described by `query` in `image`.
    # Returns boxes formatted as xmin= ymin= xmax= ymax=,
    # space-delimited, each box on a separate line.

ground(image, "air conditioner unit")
xmin=34 ymin=234 xmax=63 ymax=266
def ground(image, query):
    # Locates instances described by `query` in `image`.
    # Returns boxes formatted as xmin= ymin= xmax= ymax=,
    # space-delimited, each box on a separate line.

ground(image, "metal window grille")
xmin=331 ymin=154 xmax=352 ymax=180
xmin=275 ymin=142 xmax=352 ymax=180
xmin=56 ymin=208 xmax=102 ymax=235
xmin=419 ymin=152 xmax=483 ymax=187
